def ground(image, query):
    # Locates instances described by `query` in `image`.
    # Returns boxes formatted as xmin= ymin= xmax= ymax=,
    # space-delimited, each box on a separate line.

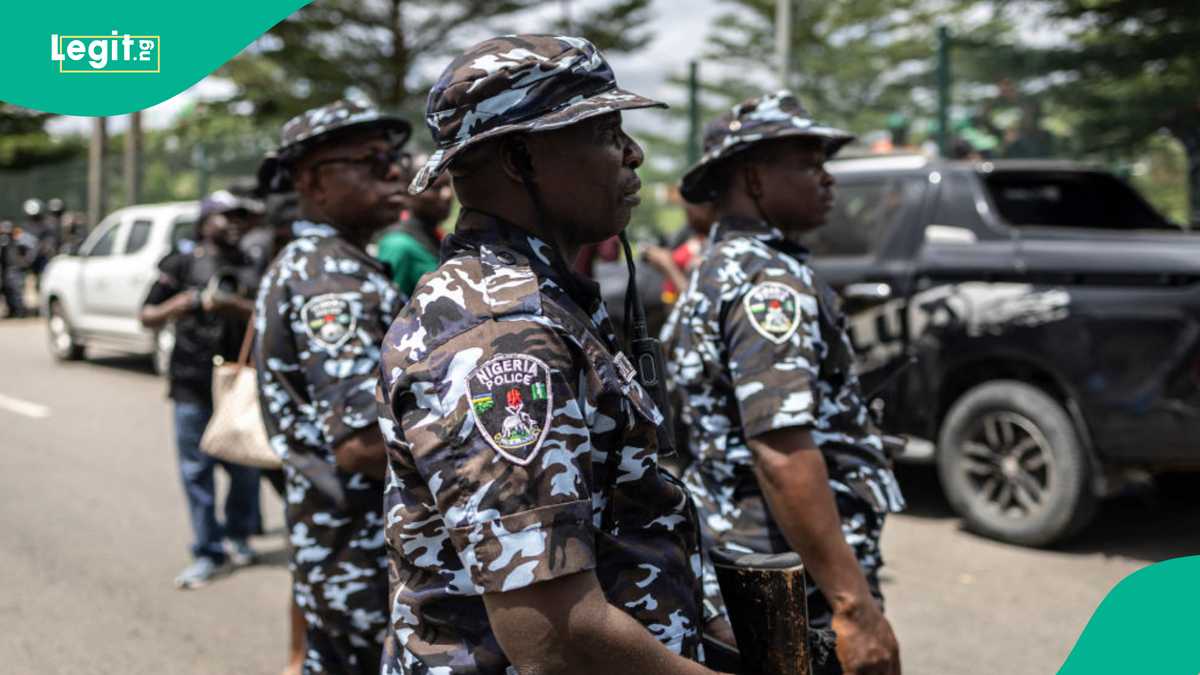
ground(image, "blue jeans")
xmin=173 ymin=401 xmax=261 ymax=562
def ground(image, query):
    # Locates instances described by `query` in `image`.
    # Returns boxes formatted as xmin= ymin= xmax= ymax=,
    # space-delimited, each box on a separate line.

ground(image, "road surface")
xmin=1 ymin=318 xmax=1196 ymax=674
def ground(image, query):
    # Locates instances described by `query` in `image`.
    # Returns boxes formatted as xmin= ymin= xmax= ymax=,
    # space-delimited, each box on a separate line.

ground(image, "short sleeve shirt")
xmin=378 ymin=212 xmax=704 ymax=674
xmin=254 ymin=220 xmax=403 ymax=639
xmin=143 ymin=246 xmax=260 ymax=406
xmin=664 ymin=217 xmax=905 ymax=548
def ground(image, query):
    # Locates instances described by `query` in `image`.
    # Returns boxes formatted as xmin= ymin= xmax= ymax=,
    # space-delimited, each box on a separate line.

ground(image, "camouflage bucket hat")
xmin=261 ymin=99 xmax=412 ymax=192
xmin=679 ymin=91 xmax=855 ymax=203
xmin=409 ymin=34 xmax=666 ymax=194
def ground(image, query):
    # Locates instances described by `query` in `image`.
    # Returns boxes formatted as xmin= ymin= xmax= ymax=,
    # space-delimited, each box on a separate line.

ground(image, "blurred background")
xmin=2 ymin=0 xmax=1196 ymax=234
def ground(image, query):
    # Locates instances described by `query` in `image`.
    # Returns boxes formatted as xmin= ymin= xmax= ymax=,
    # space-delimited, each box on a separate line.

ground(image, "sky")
xmin=46 ymin=0 xmax=731 ymax=138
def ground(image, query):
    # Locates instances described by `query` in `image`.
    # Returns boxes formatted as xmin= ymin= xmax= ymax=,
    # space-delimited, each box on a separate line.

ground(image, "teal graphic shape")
xmin=4 ymin=0 xmax=311 ymax=116
xmin=1058 ymin=555 xmax=1200 ymax=673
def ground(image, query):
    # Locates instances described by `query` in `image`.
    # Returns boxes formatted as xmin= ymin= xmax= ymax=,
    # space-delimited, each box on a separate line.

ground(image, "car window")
xmin=802 ymin=177 xmax=926 ymax=257
xmin=171 ymin=217 xmax=196 ymax=249
xmin=929 ymin=172 xmax=987 ymax=233
xmin=125 ymin=219 xmax=153 ymax=254
xmin=983 ymin=171 xmax=1174 ymax=231
xmin=84 ymin=223 xmax=119 ymax=257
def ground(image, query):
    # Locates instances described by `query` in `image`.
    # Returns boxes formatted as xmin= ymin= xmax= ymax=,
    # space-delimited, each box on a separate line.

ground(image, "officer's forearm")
xmin=484 ymin=570 xmax=725 ymax=675
xmin=748 ymin=429 xmax=877 ymax=615
xmin=332 ymin=427 xmax=388 ymax=480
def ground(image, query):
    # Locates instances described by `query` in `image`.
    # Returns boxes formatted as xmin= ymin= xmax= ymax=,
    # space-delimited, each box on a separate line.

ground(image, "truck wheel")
xmin=937 ymin=380 xmax=1097 ymax=547
xmin=47 ymin=300 xmax=86 ymax=361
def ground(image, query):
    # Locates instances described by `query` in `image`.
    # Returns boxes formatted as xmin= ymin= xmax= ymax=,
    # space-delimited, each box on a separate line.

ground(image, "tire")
xmin=937 ymin=380 xmax=1097 ymax=547
xmin=46 ymin=299 xmax=86 ymax=362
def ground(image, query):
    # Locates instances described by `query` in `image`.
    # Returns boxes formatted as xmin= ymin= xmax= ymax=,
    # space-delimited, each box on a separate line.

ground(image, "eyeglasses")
xmin=309 ymin=147 xmax=413 ymax=181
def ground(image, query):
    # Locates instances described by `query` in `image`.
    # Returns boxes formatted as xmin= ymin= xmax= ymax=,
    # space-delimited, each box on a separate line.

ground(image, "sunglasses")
xmin=310 ymin=147 xmax=413 ymax=181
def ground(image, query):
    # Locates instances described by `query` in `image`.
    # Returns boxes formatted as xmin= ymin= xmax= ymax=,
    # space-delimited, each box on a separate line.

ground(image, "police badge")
xmin=744 ymin=281 xmax=803 ymax=344
xmin=301 ymin=293 xmax=357 ymax=348
xmin=467 ymin=353 xmax=553 ymax=465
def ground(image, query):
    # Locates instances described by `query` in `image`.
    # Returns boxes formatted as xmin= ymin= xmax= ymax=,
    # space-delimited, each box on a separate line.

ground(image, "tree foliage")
xmin=966 ymin=0 xmax=1200 ymax=222
xmin=218 ymin=0 xmax=654 ymax=132
xmin=0 ymin=104 xmax=81 ymax=170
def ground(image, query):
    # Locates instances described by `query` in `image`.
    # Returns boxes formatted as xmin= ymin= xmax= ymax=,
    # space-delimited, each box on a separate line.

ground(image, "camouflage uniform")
xmin=377 ymin=35 xmax=705 ymax=674
xmin=255 ymin=100 xmax=411 ymax=675
xmin=668 ymin=93 xmax=907 ymax=647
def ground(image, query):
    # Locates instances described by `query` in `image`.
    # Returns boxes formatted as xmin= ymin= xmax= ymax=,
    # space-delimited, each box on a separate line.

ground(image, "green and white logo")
xmin=50 ymin=31 xmax=160 ymax=73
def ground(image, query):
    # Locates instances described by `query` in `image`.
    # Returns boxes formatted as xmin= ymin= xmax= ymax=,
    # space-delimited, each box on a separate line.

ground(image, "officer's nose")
xmin=623 ymin=130 xmax=645 ymax=170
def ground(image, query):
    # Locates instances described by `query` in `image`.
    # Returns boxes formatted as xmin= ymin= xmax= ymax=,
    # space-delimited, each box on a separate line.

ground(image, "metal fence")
xmin=0 ymin=131 xmax=276 ymax=226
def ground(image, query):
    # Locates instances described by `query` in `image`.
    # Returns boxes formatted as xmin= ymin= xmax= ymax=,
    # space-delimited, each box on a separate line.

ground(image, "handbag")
xmin=199 ymin=318 xmax=283 ymax=469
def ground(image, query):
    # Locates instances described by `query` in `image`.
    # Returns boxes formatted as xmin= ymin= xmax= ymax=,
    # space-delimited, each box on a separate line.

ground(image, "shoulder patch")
xmin=301 ymin=293 xmax=357 ymax=348
xmin=743 ymin=281 xmax=803 ymax=344
xmin=467 ymin=353 xmax=553 ymax=465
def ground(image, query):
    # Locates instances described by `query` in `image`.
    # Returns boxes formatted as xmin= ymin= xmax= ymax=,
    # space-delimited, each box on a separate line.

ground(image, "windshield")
xmin=982 ymin=170 xmax=1177 ymax=231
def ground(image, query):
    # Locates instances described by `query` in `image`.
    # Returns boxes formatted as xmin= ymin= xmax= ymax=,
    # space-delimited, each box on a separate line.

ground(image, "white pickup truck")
xmin=40 ymin=201 xmax=199 ymax=373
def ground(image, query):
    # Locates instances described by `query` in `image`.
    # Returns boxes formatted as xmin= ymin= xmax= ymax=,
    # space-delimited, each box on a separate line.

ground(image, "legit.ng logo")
xmin=50 ymin=31 xmax=160 ymax=73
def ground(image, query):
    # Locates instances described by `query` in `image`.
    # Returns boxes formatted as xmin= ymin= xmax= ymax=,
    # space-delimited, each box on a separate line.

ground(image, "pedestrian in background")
xmin=374 ymin=154 xmax=453 ymax=296
xmin=254 ymin=99 xmax=408 ymax=675
xmin=668 ymin=92 xmax=906 ymax=675
xmin=0 ymin=219 xmax=35 ymax=318
xmin=139 ymin=190 xmax=265 ymax=589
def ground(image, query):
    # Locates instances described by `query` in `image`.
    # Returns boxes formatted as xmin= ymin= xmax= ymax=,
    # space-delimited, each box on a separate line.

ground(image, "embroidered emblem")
xmin=301 ymin=294 xmax=357 ymax=348
xmin=468 ymin=353 xmax=553 ymax=465
xmin=743 ymin=281 xmax=803 ymax=344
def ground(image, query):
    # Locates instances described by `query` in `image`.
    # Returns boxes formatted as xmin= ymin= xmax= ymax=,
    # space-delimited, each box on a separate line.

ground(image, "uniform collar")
xmin=292 ymin=220 xmax=339 ymax=239
xmin=443 ymin=209 xmax=605 ymax=308
xmin=710 ymin=215 xmax=786 ymax=244
xmin=291 ymin=219 xmax=387 ymax=273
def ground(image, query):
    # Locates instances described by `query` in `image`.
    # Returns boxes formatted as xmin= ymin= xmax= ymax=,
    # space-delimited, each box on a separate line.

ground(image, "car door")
xmin=802 ymin=173 xmax=930 ymax=380
xmin=76 ymin=214 xmax=128 ymax=331
xmin=108 ymin=217 xmax=157 ymax=332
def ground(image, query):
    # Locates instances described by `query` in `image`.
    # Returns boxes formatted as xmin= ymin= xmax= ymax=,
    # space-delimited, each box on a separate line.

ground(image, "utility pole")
xmin=936 ymin=26 xmax=952 ymax=157
xmin=775 ymin=0 xmax=792 ymax=89
xmin=124 ymin=111 xmax=142 ymax=207
xmin=687 ymin=61 xmax=700 ymax=166
xmin=87 ymin=117 xmax=108 ymax=227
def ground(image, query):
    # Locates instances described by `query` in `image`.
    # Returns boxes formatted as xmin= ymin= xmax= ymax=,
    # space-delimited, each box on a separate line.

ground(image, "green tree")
xmin=993 ymin=1 xmax=1200 ymax=224
xmin=646 ymin=1 xmax=1014 ymax=180
xmin=218 ymin=0 xmax=654 ymax=132
xmin=0 ymin=104 xmax=81 ymax=169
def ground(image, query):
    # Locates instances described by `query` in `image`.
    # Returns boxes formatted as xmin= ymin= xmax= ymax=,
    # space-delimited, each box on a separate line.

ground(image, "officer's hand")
xmin=832 ymin=600 xmax=900 ymax=675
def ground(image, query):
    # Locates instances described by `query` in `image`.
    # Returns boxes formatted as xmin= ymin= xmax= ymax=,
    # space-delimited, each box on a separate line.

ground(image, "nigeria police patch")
xmin=301 ymin=293 xmax=357 ymax=348
xmin=467 ymin=353 xmax=553 ymax=465
xmin=743 ymin=281 xmax=803 ymax=343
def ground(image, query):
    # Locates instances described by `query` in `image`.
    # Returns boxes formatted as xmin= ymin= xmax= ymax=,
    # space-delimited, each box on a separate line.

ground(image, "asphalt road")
xmin=1 ymin=317 xmax=1197 ymax=674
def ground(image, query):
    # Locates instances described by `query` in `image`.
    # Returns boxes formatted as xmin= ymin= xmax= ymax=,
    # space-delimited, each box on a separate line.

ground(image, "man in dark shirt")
xmin=140 ymin=189 xmax=264 ymax=589
xmin=375 ymin=155 xmax=451 ymax=295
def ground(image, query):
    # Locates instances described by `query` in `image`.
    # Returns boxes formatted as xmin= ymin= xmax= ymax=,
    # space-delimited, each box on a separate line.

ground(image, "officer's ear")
xmin=499 ymin=135 xmax=537 ymax=185
xmin=742 ymin=161 xmax=765 ymax=200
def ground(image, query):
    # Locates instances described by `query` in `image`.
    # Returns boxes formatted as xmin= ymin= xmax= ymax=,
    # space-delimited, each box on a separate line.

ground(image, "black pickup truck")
xmin=807 ymin=155 xmax=1200 ymax=546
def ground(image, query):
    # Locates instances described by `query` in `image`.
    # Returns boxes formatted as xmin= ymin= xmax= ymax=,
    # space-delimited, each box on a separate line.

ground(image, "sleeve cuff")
xmin=741 ymin=387 xmax=819 ymax=439
xmin=449 ymin=499 xmax=595 ymax=594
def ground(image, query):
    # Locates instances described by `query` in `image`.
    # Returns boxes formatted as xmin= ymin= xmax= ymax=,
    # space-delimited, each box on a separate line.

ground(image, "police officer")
xmin=667 ymin=92 xmax=906 ymax=675
xmin=0 ymin=219 xmax=34 ymax=318
xmin=377 ymin=35 xmax=717 ymax=675
xmin=254 ymin=99 xmax=410 ymax=675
